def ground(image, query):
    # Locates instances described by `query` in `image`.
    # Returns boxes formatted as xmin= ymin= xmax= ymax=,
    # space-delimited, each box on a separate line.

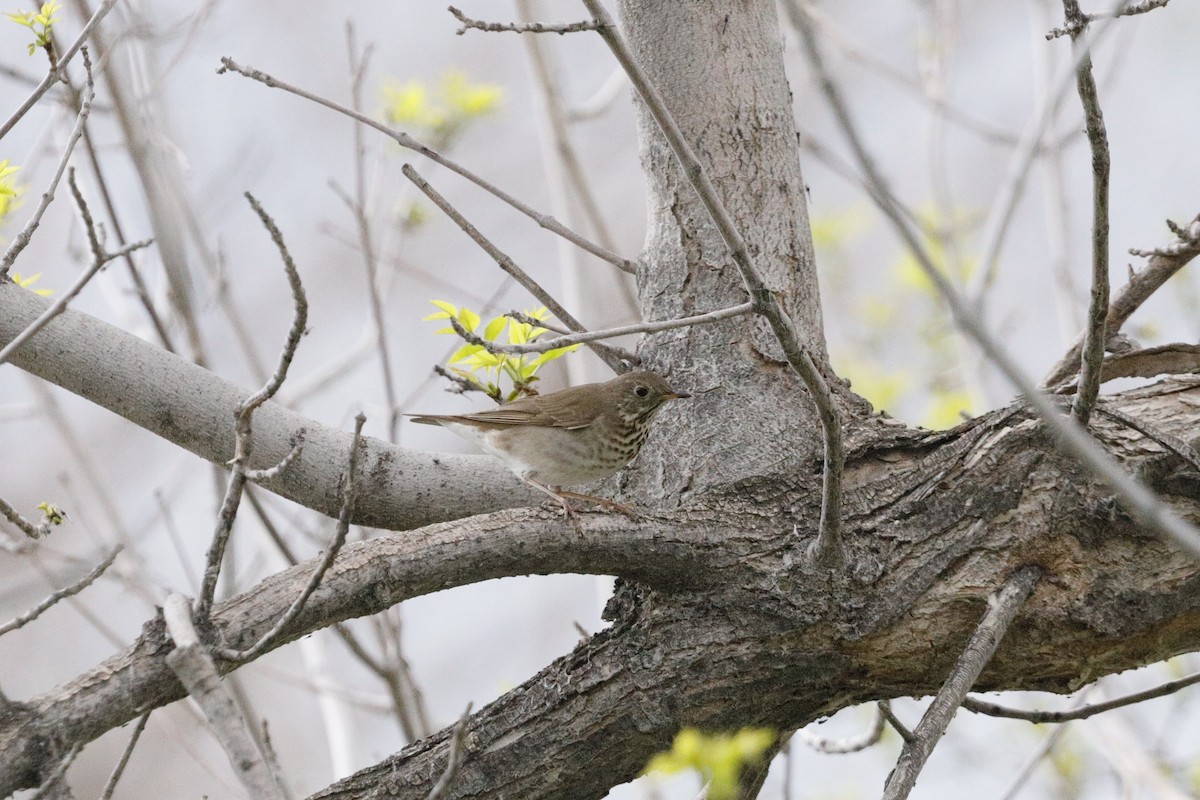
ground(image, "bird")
xmin=407 ymin=371 xmax=689 ymax=518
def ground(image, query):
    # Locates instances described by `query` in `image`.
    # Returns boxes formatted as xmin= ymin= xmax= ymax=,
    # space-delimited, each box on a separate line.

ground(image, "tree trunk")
xmin=1 ymin=1 xmax=1199 ymax=798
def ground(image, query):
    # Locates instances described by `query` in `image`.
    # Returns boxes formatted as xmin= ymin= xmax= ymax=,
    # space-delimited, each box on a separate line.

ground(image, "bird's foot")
xmin=555 ymin=490 xmax=641 ymax=520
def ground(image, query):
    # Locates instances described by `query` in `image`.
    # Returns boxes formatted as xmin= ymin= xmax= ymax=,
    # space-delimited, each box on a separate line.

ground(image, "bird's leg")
xmin=522 ymin=477 xmax=581 ymax=518
xmin=555 ymin=489 xmax=640 ymax=520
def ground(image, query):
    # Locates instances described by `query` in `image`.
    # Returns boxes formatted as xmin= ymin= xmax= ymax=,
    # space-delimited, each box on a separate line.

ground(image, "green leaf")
xmin=449 ymin=343 xmax=484 ymax=364
xmin=458 ymin=306 xmax=480 ymax=332
xmin=483 ymin=315 xmax=507 ymax=342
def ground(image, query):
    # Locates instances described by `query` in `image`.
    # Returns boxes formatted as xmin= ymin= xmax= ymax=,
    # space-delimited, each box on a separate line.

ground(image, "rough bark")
xmin=1 ymin=1 xmax=1199 ymax=798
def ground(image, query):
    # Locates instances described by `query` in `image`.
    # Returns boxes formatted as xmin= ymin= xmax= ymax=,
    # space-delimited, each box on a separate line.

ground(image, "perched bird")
xmin=408 ymin=371 xmax=689 ymax=517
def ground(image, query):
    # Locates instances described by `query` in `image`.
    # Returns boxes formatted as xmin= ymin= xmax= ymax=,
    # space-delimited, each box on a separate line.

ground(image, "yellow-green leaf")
xmin=483 ymin=315 xmax=507 ymax=342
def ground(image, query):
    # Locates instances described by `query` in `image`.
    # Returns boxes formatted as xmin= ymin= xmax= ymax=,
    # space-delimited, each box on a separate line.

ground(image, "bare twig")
xmin=1047 ymin=0 xmax=1171 ymax=38
xmin=1062 ymin=0 xmax=1112 ymax=426
xmin=162 ymin=595 xmax=288 ymax=800
xmin=196 ymin=194 xmax=308 ymax=621
xmin=98 ymin=712 xmax=151 ymax=800
xmin=216 ymin=57 xmax=635 ymax=273
xmin=0 ymin=0 xmax=117 ymax=142
xmin=881 ymin=566 xmax=1042 ymax=800
xmin=582 ymin=0 xmax=845 ymax=567
xmin=450 ymin=5 xmax=600 ymax=35
xmin=342 ymin=26 xmax=401 ymax=440
xmin=0 ymin=235 xmax=148 ymax=367
xmin=401 ymin=163 xmax=633 ymax=373
xmin=243 ymin=434 xmax=307 ymax=482
xmin=964 ymin=669 xmax=1200 ymax=724
xmin=218 ymin=414 xmax=365 ymax=663
xmin=27 ymin=743 xmax=81 ymax=800
xmin=790 ymin=1 xmax=1200 ymax=559
xmin=515 ymin=0 xmax=642 ymax=337
xmin=965 ymin=5 xmax=1135 ymax=306
xmin=0 ymin=48 xmax=97 ymax=278
xmin=1043 ymin=214 xmax=1200 ymax=388
xmin=992 ymin=707 xmax=1075 ymax=800
xmin=447 ymin=302 xmax=754 ymax=355
xmin=425 ymin=703 xmax=474 ymax=800
xmin=0 ymin=495 xmax=49 ymax=540
xmin=796 ymin=704 xmax=885 ymax=754
xmin=878 ymin=700 xmax=915 ymax=743
xmin=0 ymin=546 xmax=121 ymax=636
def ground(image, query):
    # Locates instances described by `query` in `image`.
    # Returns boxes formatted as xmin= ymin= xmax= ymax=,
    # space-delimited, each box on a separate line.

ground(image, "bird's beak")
xmin=668 ymin=388 xmax=691 ymax=400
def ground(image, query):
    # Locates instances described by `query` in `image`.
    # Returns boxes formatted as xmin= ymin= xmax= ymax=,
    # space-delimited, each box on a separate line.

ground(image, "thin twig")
xmin=0 ymin=0 xmax=117 ymax=143
xmin=27 ymin=743 xmax=81 ymax=800
xmin=98 ymin=712 xmax=151 ymax=800
xmin=992 ymin=709 xmax=1074 ymax=800
xmin=963 ymin=670 xmax=1200 ymax=724
xmin=425 ymin=703 xmax=473 ymax=800
xmin=515 ymin=0 xmax=642 ymax=327
xmin=162 ymin=595 xmax=288 ymax=800
xmin=196 ymin=194 xmax=309 ymax=621
xmin=881 ymin=566 xmax=1042 ymax=800
xmin=447 ymin=302 xmax=754 ymax=355
xmin=582 ymin=0 xmax=845 ymax=567
xmin=0 ymin=47 xmax=97 ymax=278
xmin=964 ymin=4 xmax=1135 ymax=306
xmin=0 ymin=495 xmax=48 ymax=540
xmin=243 ymin=434 xmax=306 ymax=482
xmin=1047 ymin=0 xmax=1170 ymax=38
xmin=790 ymin=1 xmax=1200 ymax=559
xmin=401 ymin=163 xmax=633 ymax=373
xmin=219 ymin=414 xmax=364 ymax=663
xmin=796 ymin=705 xmax=885 ymax=754
xmin=343 ymin=26 xmax=401 ymax=440
xmin=0 ymin=237 xmax=148 ymax=366
xmin=878 ymin=700 xmax=915 ymax=743
xmin=450 ymin=5 xmax=600 ymax=35
xmin=0 ymin=546 xmax=121 ymax=636
xmin=1043 ymin=213 xmax=1200 ymax=388
xmin=1063 ymin=0 xmax=1111 ymax=426
xmin=215 ymin=56 xmax=634 ymax=274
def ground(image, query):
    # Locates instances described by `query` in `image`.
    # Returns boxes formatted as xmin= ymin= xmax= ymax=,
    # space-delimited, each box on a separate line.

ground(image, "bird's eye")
xmin=635 ymin=385 xmax=649 ymax=398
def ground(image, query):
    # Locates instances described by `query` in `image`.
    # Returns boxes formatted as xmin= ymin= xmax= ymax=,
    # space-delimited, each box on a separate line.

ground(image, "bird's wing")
xmin=451 ymin=387 xmax=600 ymax=429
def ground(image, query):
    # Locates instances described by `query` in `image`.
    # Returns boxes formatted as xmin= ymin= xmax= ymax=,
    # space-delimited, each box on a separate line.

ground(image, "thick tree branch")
xmin=789 ymin=2 xmax=1200 ymax=559
xmin=0 ymin=281 xmax=542 ymax=528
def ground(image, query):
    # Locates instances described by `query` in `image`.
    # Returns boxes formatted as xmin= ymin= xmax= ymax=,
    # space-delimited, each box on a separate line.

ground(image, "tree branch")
xmin=0 ymin=280 xmax=540 ymax=528
xmin=401 ymin=163 xmax=632 ymax=373
xmin=216 ymin=56 xmax=636 ymax=274
xmin=881 ymin=566 xmax=1043 ymax=800
xmin=449 ymin=6 xmax=601 ymax=35
xmin=445 ymin=302 xmax=754 ymax=355
xmin=163 ymin=595 xmax=288 ymax=800
xmin=963 ymin=669 xmax=1200 ymax=724
xmin=1042 ymin=213 xmax=1200 ymax=388
xmin=0 ymin=546 xmax=121 ymax=636
xmin=581 ymin=0 xmax=845 ymax=568
xmin=1062 ymin=0 xmax=1112 ymax=426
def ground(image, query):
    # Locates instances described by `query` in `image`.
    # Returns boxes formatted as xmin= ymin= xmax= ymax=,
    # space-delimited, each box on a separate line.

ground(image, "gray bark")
xmin=1 ymin=1 xmax=1199 ymax=798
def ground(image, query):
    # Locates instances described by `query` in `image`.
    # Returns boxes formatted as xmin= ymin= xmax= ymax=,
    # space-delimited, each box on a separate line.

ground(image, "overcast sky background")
xmin=2 ymin=1 xmax=1199 ymax=798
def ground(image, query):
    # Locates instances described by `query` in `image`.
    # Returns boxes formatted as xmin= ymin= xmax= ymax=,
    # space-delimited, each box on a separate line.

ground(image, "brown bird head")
xmin=607 ymin=371 xmax=690 ymax=421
